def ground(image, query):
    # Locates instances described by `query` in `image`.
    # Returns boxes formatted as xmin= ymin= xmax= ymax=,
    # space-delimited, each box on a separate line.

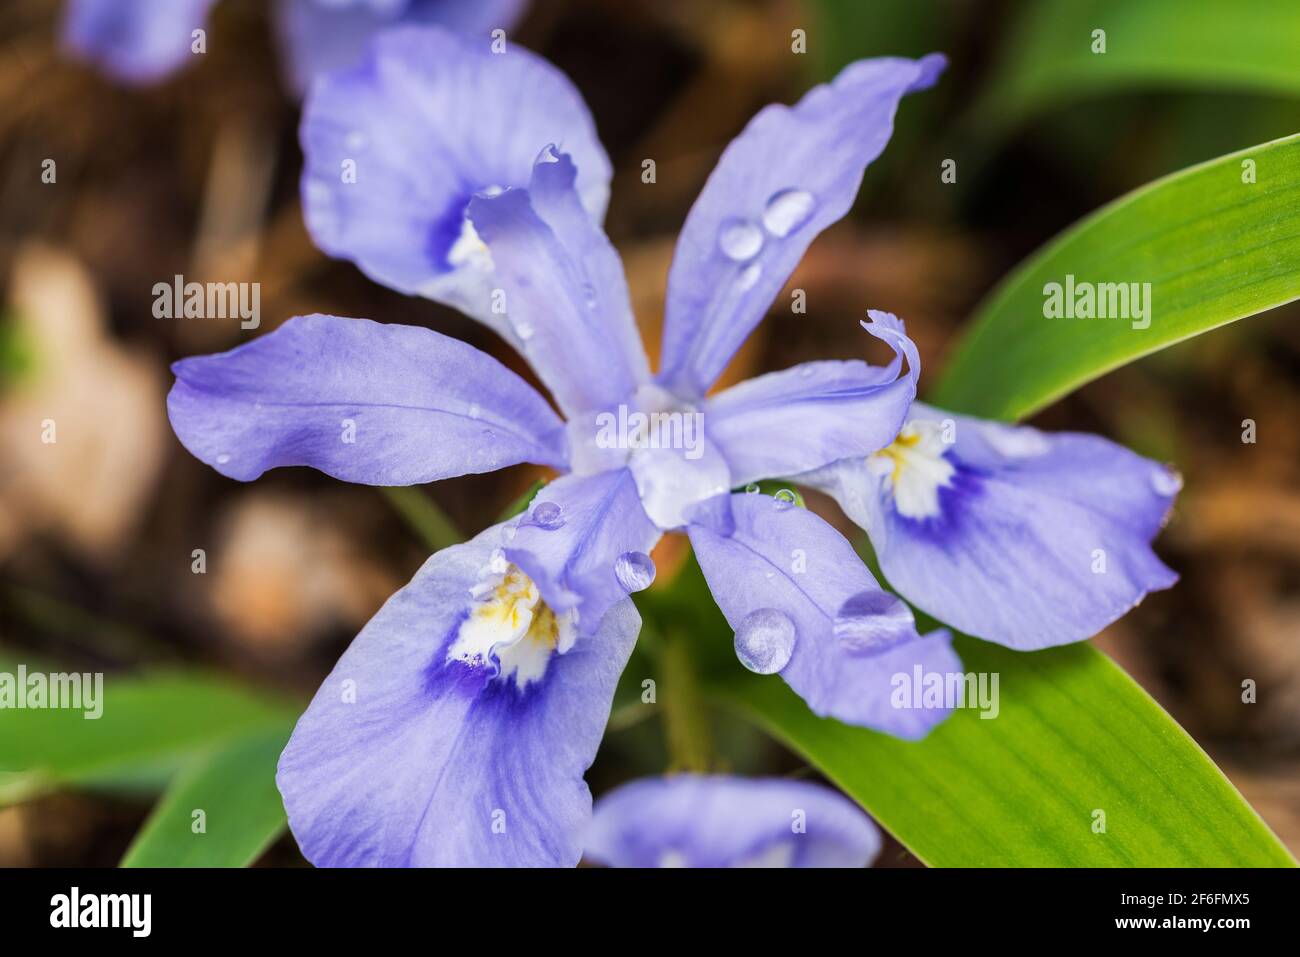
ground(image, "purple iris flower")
xmin=168 ymin=27 xmax=957 ymax=865
xmin=585 ymin=775 xmax=880 ymax=868
xmin=61 ymin=0 xmax=526 ymax=92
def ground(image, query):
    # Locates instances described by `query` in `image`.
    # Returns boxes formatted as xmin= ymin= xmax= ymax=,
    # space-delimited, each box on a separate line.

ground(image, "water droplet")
xmin=614 ymin=551 xmax=656 ymax=592
xmin=531 ymin=501 xmax=564 ymax=530
xmin=762 ymin=188 xmax=816 ymax=237
xmin=735 ymin=262 xmax=762 ymax=291
xmin=582 ymin=282 xmax=598 ymax=310
xmin=745 ymin=483 xmax=761 ymax=494
xmin=799 ymin=365 xmax=815 ymax=378
xmin=515 ymin=320 xmax=535 ymax=341
xmin=772 ymin=488 xmax=797 ymax=511
xmin=834 ymin=590 xmax=914 ymax=654
xmin=467 ymin=402 xmax=481 ymax=419
xmin=717 ymin=217 xmax=763 ymax=261
xmin=734 ymin=608 xmax=796 ymax=674
xmin=216 ymin=453 xmax=231 ymax=465
xmin=1151 ymin=467 xmax=1183 ymax=497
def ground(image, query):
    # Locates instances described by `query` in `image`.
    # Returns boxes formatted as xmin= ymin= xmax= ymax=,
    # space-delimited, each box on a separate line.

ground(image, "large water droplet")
xmin=614 ymin=551 xmax=656 ymax=593
xmin=834 ymin=590 xmax=914 ymax=654
xmin=772 ymin=488 xmax=797 ymax=511
xmin=734 ymin=608 xmax=796 ymax=674
xmin=762 ymin=188 xmax=816 ymax=237
xmin=530 ymin=501 xmax=564 ymax=530
xmin=1151 ymin=467 xmax=1183 ymax=497
xmin=717 ymin=217 xmax=764 ymax=261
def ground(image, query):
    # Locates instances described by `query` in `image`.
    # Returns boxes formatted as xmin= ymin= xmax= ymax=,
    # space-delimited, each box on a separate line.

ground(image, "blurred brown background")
xmin=1 ymin=0 xmax=1297 ymax=866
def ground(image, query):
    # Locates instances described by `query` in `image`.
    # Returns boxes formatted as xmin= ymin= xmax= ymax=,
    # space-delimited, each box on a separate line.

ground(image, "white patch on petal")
xmin=870 ymin=420 xmax=955 ymax=519
xmin=446 ymin=216 xmax=495 ymax=274
xmin=447 ymin=554 xmax=575 ymax=690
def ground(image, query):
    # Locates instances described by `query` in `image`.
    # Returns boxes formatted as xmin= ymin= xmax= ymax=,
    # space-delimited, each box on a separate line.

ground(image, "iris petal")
xmin=656 ymin=55 xmax=944 ymax=398
xmin=277 ymin=523 xmax=640 ymax=867
xmin=167 ymin=314 xmax=567 ymax=484
xmin=687 ymin=492 xmax=959 ymax=738
xmin=586 ymin=775 xmax=880 ymax=868
xmin=802 ymin=401 xmax=1179 ymax=649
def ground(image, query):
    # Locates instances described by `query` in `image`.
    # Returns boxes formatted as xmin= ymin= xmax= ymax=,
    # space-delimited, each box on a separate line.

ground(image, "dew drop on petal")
xmin=745 ymin=482 xmax=761 ymax=494
xmin=734 ymin=608 xmax=796 ymax=674
xmin=467 ymin=402 xmax=481 ymax=419
xmin=717 ymin=217 xmax=764 ymax=261
xmin=216 ymin=453 xmax=231 ymax=465
xmin=531 ymin=501 xmax=564 ymax=530
xmin=614 ymin=550 xmax=656 ymax=593
xmin=834 ymin=590 xmax=914 ymax=654
xmin=735 ymin=262 xmax=762 ymax=292
xmin=762 ymin=188 xmax=816 ymax=237
xmin=1151 ymin=467 xmax=1183 ymax=497
xmin=772 ymin=488 xmax=797 ymax=511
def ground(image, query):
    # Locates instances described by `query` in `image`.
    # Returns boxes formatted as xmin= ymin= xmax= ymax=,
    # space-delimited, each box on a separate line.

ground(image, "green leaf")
xmin=0 ymin=669 xmax=295 ymax=806
xmin=121 ymin=725 xmax=292 ymax=868
xmin=980 ymin=0 xmax=1300 ymax=132
xmin=931 ymin=132 xmax=1300 ymax=419
xmin=708 ymin=636 xmax=1294 ymax=867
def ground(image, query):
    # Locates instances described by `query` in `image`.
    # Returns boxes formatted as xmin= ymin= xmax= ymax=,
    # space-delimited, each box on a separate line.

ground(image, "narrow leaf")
xmin=932 ymin=133 xmax=1300 ymax=419
xmin=121 ymin=726 xmax=291 ymax=868
xmin=980 ymin=0 xmax=1300 ymax=132
xmin=0 ymin=669 xmax=294 ymax=805
xmin=709 ymin=636 xmax=1294 ymax=867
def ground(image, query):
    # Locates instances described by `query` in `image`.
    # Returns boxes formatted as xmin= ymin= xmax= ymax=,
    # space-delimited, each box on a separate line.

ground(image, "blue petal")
xmin=505 ymin=468 xmax=661 ymax=634
xmin=687 ymin=493 xmax=959 ymax=738
xmin=62 ymin=0 xmax=217 ymax=85
xmin=277 ymin=523 xmax=640 ymax=867
xmin=705 ymin=313 xmax=918 ymax=485
xmin=300 ymin=26 xmax=610 ymax=340
xmin=168 ymin=314 xmax=567 ymax=483
xmin=276 ymin=0 xmax=529 ymax=97
xmin=468 ymin=150 xmax=650 ymax=417
xmin=802 ymin=402 xmax=1180 ymax=649
xmin=586 ymin=775 xmax=880 ymax=868
xmin=656 ymin=54 xmax=944 ymax=398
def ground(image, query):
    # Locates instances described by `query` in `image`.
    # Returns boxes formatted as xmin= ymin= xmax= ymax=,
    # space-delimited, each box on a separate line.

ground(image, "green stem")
xmin=381 ymin=486 xmax=462 ymax=551
xmin=659 ymin=633 xmax=713 ymax=772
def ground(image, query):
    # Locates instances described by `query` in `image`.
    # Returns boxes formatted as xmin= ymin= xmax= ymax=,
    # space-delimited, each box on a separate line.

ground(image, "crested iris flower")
xmin=585 ymin=775 xmax=880 ymax=868
xmin=167 ymin=26 xmax=1178 ymax=866
xmin=61 ymin=0 xmax=526 ymax=92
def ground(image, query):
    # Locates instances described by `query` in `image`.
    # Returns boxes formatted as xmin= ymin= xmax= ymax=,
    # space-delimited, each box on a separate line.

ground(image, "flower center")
xmin=869 ymin=420 xmax=954 ymax=520
xmin=447 ymin=553 xmax=575 ymax=689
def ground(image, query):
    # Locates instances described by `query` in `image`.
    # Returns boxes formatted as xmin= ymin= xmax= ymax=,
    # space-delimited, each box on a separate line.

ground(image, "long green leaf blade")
xmin=121 ymin=726 xmax=291 ymax=868
xmin=931 ymin=133 xmax=1300 ymax=419
xmin=0 ymin=669 xmax=294 ymax=805
xmin=981 ymin=0 xmax=1300 ymax=131
xmin=709 ymin=636 xmax=1294 ymax=867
